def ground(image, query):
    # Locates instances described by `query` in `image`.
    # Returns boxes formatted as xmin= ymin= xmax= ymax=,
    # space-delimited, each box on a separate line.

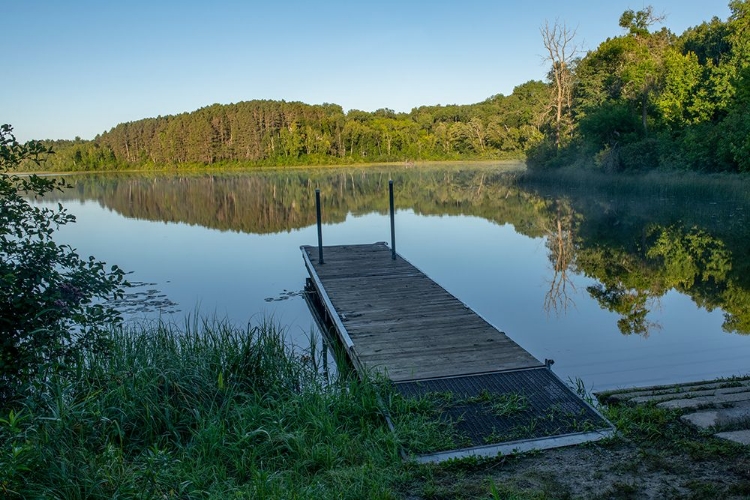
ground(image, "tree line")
xmin=23 ymin=1 xmax=749 ymax=173
xmin=36 ymin=82 xmax=549 ymax=171
xmin=531 ymin=0 xmax=750 ymax=173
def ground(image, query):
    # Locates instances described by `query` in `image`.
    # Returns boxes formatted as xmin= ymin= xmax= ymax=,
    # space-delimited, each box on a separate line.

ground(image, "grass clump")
xmin=382 ymin=390 xmax=469 ymax=455
xmin=0 ymin=317 xmax=403 ymax=499
xmin=463 ymin=389 xmax=530 ymax=418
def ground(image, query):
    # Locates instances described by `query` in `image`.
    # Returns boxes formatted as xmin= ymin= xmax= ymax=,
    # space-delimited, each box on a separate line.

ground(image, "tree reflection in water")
xmin=542 ymin=199 xmax=578 ymax=318
xmin=43 ymin=165 xmax=750 ymax=337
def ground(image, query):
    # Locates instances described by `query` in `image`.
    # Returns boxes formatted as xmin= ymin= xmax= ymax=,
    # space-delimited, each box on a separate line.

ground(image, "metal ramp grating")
xmin=394 ymin=368 xmax=614 ymax=462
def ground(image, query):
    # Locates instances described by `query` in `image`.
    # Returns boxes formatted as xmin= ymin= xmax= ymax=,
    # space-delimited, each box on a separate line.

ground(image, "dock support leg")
xmin=316 ymin=189 xmax=324 ymax=264
xmin=389 ymin=180 xmax=396 ymax=260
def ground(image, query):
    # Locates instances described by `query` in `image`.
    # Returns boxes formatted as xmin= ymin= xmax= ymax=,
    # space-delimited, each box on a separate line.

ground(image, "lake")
xmin=38 ymin=163 xmax=750 ymax=392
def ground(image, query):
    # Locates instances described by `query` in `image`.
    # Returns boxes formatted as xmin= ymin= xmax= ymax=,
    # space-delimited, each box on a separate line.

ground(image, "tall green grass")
xmin=0 ymin=317 xmax=403 ymax=499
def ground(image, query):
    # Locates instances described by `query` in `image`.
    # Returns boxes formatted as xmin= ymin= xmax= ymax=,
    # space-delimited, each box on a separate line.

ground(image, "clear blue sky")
xmin=4 ymin=1 xmax=731 ymax=142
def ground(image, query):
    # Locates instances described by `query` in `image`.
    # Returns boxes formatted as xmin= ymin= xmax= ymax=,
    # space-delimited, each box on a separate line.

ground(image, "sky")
xmin=4 ymin=0 xmax=732 ymax=142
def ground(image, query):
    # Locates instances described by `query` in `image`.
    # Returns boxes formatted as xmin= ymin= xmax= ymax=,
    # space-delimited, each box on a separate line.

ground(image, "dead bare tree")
xmin=540 ymin=19 xmax=579 ymax=149
xmin=543 ymin=201 xmax=577 ymax=316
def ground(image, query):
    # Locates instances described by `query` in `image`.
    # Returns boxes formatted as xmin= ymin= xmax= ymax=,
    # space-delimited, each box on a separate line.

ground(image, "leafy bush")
xmin=0 ymin=124 xmax=127 ymax=406
xmin=618 ymin=137 xmax=660 ymax=171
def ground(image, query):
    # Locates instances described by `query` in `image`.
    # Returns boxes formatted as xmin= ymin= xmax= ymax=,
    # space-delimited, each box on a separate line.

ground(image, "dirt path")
xmin=404 ymin=431 xmax=750 ymax=499
xmin=402 ymin=378 xmax=750 ymax=499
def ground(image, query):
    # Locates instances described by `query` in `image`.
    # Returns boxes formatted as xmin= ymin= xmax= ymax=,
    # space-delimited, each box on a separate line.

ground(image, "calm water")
xmin=38 ymin=164 xmax=750 ymax=392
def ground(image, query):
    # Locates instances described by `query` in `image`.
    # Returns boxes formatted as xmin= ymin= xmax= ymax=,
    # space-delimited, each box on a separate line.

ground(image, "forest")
xmin=530 ymin=0 xmax=750 ymax=173
xmin=29 ymin=0 xmax=750 ymax=173
xmin=36 ymin=83 xmax=547 ymax=171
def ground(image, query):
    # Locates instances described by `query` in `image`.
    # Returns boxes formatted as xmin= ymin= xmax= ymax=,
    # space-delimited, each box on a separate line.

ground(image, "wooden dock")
xmin=301 ymin=242 xmax=613 ymax=462
xmin=302 ymin=242 xmax=542 ymax=381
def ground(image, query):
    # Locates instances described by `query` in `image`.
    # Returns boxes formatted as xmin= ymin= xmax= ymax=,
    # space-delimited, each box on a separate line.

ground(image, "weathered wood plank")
xmin=353 ymin=332 xmax=525 ymax=353
xmin=345 ymin=321 xmax=512 ymax=340
xmin=377 ymin=358 xmax=541 ymax=382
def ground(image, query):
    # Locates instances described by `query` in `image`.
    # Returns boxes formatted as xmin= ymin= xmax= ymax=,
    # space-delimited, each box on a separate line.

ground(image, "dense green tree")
xmin=656 ymin=49 xmax=706 ymax=127
xmin=529 ymin=0 xmax=750 ymax=173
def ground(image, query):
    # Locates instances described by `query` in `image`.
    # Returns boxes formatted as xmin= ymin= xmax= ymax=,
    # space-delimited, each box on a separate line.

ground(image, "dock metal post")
xmin=315 ymin=189 xmax=324 ymax=264
xmin=389 ymin=180 xmax=396 ymax=260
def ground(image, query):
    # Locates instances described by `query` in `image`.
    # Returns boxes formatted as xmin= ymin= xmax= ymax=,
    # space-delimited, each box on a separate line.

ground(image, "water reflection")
xmin=46 ymin=165 xmax=750 ymax=338
xmin=542 ymin=199 xmax=578 ymax=317
xmin=51 ymin=167 xmax=750 ymax=335
xmin=36 ymin=165 xmax=750 ymax=389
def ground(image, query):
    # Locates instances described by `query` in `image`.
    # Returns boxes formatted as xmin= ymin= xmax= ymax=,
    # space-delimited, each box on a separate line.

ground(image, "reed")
xmin=4 ymin=317 xmax=749 ymax=498
xmin=0 ymin=317 xmax=404 ymax=499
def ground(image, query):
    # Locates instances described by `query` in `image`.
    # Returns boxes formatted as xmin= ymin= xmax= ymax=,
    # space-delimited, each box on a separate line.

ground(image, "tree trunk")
xmin=541 ymin=21 xmax=578 ymax=150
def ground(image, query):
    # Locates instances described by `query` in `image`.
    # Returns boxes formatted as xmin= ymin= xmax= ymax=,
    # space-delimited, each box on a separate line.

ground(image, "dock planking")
xmin=301 ymin=242 xmax=542 ymax=382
